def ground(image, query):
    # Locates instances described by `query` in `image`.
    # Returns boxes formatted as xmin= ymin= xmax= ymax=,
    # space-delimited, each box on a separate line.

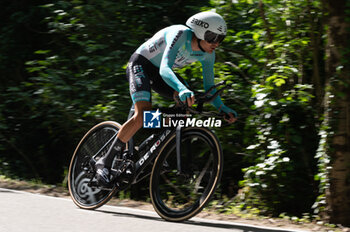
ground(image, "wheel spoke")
xmin=193 ymin=155 xmax=212 ymax=195
xmin=161 ymin=174 xmax=190 ymax=201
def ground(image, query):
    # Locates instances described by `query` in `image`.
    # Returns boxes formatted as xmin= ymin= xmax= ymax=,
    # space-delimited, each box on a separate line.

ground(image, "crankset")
xmin=111 ymin=159 xmax=135 ymax=191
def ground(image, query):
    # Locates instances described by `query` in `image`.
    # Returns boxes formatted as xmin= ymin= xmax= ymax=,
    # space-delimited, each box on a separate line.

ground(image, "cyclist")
xmin=95 ymin=11 xmax=237 ymax=186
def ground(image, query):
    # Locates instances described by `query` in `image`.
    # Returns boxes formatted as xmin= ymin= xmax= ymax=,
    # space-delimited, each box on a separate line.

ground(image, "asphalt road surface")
xmin=0 ymin=188 xmax=308 ymax=232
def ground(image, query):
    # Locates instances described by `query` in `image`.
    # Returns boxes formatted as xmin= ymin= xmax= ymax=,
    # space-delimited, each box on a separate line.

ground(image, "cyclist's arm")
xmin=201 ymin=55 xmax=237 ymax=117
xmin=201 ymin=54 xmax=224 ymax=109
xmin=159 ymin=30 xmax=188 ymax=93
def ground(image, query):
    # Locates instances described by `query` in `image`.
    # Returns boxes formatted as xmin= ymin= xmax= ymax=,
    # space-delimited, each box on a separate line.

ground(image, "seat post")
xmin=127 ymin=104 xmax=135 ymax=120
xmin=176 ymin=125 xmax=182 ymax=174
xmin=126 ymin=104 xmax=135 ymax=155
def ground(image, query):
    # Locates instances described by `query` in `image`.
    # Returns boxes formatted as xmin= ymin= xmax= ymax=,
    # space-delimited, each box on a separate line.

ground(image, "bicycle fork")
xmin=176 ymin=125 xmax=183 ymax=174
xmin=176 ymin=126 xmax=192 ymax=175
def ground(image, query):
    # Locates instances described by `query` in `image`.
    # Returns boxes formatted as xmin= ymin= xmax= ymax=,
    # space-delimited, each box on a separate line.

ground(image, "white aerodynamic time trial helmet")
xmin=186 ymin=11 xmax=227 ymax=44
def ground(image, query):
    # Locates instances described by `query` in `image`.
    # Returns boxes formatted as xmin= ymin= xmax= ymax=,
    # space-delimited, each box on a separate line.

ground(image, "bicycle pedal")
xmin=89 ymin=158 xmax=96 ymax=170
xmin=90 ymin=178 xmax=115 ymax=189
xmin=100 ymin=186 xmax=114 ymax=191
xmin=122 ymin=149 xmax=132 ymax=159
xmin=88 ymin=180 xmax=99 ymax=188
xmin=110 ymin=168 xmax=122 ymax=176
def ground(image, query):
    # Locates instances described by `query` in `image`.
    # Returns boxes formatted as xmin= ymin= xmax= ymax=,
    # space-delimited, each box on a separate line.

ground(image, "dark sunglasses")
xmin=204 ymin=31 xmax=226 ymax=44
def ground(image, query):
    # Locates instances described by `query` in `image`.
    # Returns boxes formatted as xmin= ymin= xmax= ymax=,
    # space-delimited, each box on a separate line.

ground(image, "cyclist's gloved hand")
xmin=220 ymin=105 xmax=238 ymax=118
xmin=179 ymin=88 xmax=194 ymax=102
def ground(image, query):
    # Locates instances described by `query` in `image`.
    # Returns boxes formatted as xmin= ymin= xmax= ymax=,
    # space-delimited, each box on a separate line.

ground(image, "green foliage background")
xmin=0 ymin=0 xmax=346 ymax=220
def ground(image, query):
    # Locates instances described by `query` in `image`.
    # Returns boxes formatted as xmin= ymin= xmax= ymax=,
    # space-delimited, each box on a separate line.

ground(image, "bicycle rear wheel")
xmin=150 ymin=127 xmax=223 ymax=222
xmin=68 ymin=121 xmax=121 ymax=209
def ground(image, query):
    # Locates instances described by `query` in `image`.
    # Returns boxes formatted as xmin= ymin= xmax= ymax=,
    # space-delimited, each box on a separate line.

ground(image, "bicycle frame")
xmin=133 ymin=127 xmax=174 ymax=183
xmin=125 ymin=104 xmax=178 ymax=184
xmin=112 ymin=80 xmax=231 ymax=185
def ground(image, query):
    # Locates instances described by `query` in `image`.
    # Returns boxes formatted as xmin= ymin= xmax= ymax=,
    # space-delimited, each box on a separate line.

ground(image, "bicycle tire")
xmin=150 ymin=127 xmax=223 ymax=222
xmin=68 ymin=121 xmax=122 ymax=209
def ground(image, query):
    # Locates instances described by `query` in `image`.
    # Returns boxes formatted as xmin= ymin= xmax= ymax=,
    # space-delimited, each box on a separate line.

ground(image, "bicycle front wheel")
xmin=68 ymin=121 xmax=122 ymax=209
xmin=150 ymin=127 xmax=223 ymax=222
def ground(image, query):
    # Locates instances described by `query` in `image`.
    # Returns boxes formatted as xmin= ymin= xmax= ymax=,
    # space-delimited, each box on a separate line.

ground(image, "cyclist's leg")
xmin=151 ymin=72 xmax=189 ymax=110
xmin=95 ymin=53 xmax=152 ymax=185
xmin=119 ymin=53 xmax=153 ymax=142
xmin=117 ymin=100 xmax=151 ymax=143
xmin=151 ymin=72 xmax=188 ymax=101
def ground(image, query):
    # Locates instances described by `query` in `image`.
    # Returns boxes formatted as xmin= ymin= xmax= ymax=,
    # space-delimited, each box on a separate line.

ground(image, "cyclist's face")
xmin=201 ymin=40 xmax=220 ymax=54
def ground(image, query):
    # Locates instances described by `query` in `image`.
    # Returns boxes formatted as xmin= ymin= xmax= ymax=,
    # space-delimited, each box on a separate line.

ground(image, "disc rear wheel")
xmin=68 ymin=121 xmax=121 ymax=209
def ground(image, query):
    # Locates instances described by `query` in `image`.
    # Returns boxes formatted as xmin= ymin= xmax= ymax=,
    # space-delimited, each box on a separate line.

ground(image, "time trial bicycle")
xmin=68 ymin=81 xmax=231 ymax=222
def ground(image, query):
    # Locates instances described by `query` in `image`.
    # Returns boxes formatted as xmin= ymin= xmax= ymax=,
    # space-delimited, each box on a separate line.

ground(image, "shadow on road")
xmin=184 ymin=220 xmax=302 ymax=232
xmin=0 ymin=189 xmax=19 ymax=194
xmin=96 ymin=208 xmax=304 ymax=232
